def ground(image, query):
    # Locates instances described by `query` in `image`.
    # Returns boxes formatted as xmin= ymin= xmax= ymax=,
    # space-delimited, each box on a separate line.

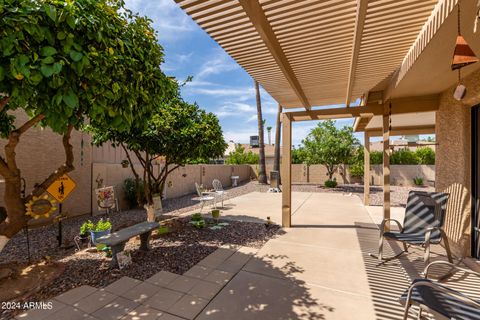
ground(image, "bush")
xmin=349 ymin=162 xmax=364 ymax=178
xmin=390 ymin=149 xmax=419 ymax=165
xmin=415 ymin=147 xmax=435 ymax=165
xmin=324 ymin=179 xmax=338 ymax=188
xmin=413 ymin=176 xmax=424 ymax=186
xmin=225 ymin=145 xmax=259 ymax=164
xmin=123 ymin=178 xmax=144 ymax=209
xmin=370 ymin=151 xmax=383 ymax=165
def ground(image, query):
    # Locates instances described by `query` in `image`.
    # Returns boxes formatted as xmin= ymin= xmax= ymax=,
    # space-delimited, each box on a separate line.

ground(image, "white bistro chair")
xmin=194 ymin=182 xmax=215 ymax=212
xmin=212 ymin=179 xmax=228 ymax=208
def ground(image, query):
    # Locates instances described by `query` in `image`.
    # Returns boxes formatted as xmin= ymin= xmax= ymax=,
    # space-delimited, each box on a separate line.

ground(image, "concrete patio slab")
xmin=220 ymin=192 xmax=311 ymax=224
xmin=188 ymin=280 xmax=224 ymax=300
xmin=104 ymin=277 xmax=142 ymax=296
xmin=184 ymin=265 xmax=214 ymax=280
xmin=145 ymin=271 xmax=180 ymax=287
xmin=91 ymin=296 xmax=139 ymax=320
xmin=15 ymin=300 xmax=67 ymax=320
xmin=121 ymin=281 xmax=163 ymax=303
xmin=143 ymin=287 xmax=184 ymax=311
xmin=167 ymin=294 xmax=209 ymax=319
xmin=166 ymin=275 xmax=200 ymax=294
xmin=55 ymin=285 xmax=97 ymax=304
xmin=73 ymin=289 xmax=117 ymax=313
xmin=120 ymin=305 xmax=165 ymax=320
xmin=47 ymin=305 xmax=96 ymax=320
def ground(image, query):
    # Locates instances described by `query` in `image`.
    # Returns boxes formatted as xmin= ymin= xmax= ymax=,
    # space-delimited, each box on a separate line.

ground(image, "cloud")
xmin=196 ymin=49 xmax=239 ymax=80
xmin=124 ymin=0 xmax=197 ymax=41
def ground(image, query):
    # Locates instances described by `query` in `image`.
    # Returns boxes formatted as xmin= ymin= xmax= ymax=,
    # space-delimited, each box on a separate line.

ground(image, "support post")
xmin=383 ymin=109 xmax=391 ymax=231
xmin=281 ymin=113 xmax=292 ymax=227
xmin=363 ymin=131 xmax=370 ymax=205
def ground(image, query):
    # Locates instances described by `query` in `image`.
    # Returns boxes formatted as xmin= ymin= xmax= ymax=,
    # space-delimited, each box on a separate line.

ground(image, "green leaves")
xmin=40 ymin=46 xmax=57 ymax=57
xmin=44 ymin=5 xmax=57 ymax=22
xmin=40 ymin=62 xmax=62 ymax=77
xmin=66 ymin=15 xmax=76 ymax=29
xmin=69 ymin=50 xmax=83 ymax=62
xmin=63 ymin=89 xmax=78 ymax=109
xmin=0 ymin=66 xmax=4 ymax=81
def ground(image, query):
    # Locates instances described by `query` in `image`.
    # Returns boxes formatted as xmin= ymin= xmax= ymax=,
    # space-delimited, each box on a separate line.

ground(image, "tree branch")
xmin=0 ymin=96 xmax=10 ymax=113
xmin=17 ymin=114 xmax=45 ymax=135
xmin=26 ymin=125 xmax=75 ymax=200
xmin=121 ymin=143 xmax=139 ymax=181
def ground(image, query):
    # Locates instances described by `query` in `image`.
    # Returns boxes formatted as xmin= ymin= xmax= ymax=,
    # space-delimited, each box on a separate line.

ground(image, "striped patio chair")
xmin=400 ymin=261 xmax=480 ymax=320
xmin=370 ymin=190 xmax=452 ymax=266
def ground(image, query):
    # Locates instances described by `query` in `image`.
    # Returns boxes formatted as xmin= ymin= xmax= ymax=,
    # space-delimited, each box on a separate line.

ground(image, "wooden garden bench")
xmin=96 ymin=221 xmax=159 ymax=267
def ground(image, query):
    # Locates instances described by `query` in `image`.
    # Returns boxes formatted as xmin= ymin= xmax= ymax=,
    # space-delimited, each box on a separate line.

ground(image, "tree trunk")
xmin=255 ymin=80 xmax=267 ymax=184
xmin=0 ymin=120 xmax=74 ymax=253
xmin=273 ymin=103 xmax=282 ymax=184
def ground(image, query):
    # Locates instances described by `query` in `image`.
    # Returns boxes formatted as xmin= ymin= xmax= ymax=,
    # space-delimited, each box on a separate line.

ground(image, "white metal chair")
xmin=194 ymin=182 xmax=215 ymax=212
xmin=212 ymin=179 xmax=228 ymax=208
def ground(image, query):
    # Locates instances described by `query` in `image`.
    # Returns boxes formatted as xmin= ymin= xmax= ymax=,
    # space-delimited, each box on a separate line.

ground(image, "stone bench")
xmin=96 ymin=221 xmax=159 ymax=267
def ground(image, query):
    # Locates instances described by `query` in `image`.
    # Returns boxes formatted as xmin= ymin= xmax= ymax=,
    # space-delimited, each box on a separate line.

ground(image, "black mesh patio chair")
xmin=400 ymin=261 xmax=480 ymax=320
xmin=370 ymin=191 xmax=452 ymax=266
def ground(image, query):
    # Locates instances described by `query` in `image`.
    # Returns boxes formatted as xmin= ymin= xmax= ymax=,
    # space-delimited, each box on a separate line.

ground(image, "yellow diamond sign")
xmin=47 ymin=174 xmax=76 ymax=203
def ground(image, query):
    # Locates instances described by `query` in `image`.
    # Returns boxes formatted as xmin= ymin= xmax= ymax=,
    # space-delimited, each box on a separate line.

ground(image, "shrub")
xmin=390 ymin=149 xmax=419 ymax=165
xmin=190 ymin=213 xmax=205 ymax=229
xmin=324 ymin=179 xmax=338 ymax=188
xmin=415 ymin=147 xmax=435 ymax=165
xmin=349 ymin=162 xmax=364 ymax=178
xmin=370 ymin=151 xmax=383 ymax=165
xmin=123 ymin=178 xmax=145 ymax=209
xmin=413 ymin=176 xmax=424 ymax=186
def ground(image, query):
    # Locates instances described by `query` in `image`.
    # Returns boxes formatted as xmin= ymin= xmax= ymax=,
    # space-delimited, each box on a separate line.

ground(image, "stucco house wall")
xmin=436 ymin=68 xmax=480 ymax=257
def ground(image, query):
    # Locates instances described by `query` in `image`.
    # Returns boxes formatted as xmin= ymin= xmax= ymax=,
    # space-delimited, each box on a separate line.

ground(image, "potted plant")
xmin=90 ymin=218 xmax=112 ymax=245
xmin=211 ymin=209 xmax=220 ymax=222
xmin=79 ymin=220 xmax=94 ymax=242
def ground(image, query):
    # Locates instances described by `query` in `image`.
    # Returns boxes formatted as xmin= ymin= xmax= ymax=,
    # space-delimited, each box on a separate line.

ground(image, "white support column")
xmin=281 ymin=113 xmax=292 ymax=228
xmin=383 ymin=109 xmax=391 ymax=231
xmin=363 ymin=131 xmax=370 ymax=205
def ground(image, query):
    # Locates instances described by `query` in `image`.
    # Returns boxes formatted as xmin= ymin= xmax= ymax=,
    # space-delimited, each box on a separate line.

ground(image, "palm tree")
xmin=255 ymin=80 xmax=267 ymax=184
xmin=267 ymin=126 xmax=272 ymax=145
xmin=273 ymin=103 xmax=282 ymax=184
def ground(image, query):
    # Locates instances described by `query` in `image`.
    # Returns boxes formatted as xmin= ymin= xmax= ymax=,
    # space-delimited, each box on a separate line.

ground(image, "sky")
xmin=122 ymin=0 xmax=413 ymax=146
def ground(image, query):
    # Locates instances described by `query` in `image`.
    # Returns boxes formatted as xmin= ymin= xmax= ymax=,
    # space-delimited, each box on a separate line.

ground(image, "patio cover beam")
xmin=287 ymin=94 xmax=439 ymax=122
xmin=384 ymin=0 xmax=458 ymax=100
xmin=238 ymin=0 xmax=311 ymax=110
xmin=345 ymin=0 xmax=368 ymax=107
xmin=365 ymin=124 xmax=435 ymax=137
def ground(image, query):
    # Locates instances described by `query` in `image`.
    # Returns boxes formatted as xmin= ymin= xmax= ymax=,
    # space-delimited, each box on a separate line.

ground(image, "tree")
xmin=302 ymin=120 xmax=360 ymax=181
xmin=254 ymin=81 xmax=267 ymax=184
xmin=292 ymin=146 xmax=307 ymax=164
xmin=91 ymin=99 xmax=227 ymax=219
xmin=225 ymin=145 xmax=259 ymax=165
xmin=273 ymin=104 xmax=282 ymax=182
xmin=266 ymin=126 xmax=272 ymax=145
xmin=0 ymin=0 xmax=171 ymax=251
